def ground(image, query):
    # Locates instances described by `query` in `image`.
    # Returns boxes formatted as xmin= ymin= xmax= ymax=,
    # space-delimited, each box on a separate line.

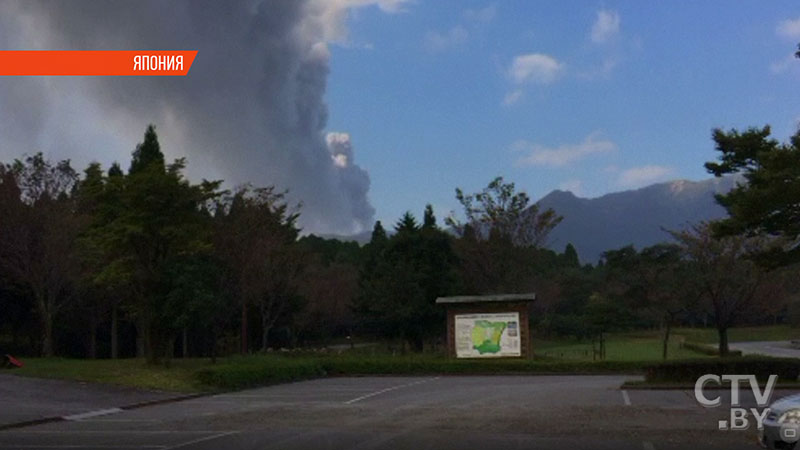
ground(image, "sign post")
xmin=436 ymin=294 xmax=535 ymax=359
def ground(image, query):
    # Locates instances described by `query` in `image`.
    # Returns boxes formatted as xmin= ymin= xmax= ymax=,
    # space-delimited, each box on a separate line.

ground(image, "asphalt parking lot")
xmin=0 ymin=374 xmax=178 ymax=427
xmin=1 ymin=375 xmax=793 ymax=450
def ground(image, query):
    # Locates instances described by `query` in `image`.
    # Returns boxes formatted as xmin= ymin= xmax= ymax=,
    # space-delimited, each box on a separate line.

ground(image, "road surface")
xmin=730 ymin=341 xmax=800 ymax=358
xmin=1 ymin=374 xmax=789 ymax=449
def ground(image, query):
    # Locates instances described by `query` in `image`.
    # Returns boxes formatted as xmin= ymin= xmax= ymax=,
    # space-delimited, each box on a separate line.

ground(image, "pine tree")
xmin=395 ymin=212 xmax=419 ymax=234
xmin=370 ymin=220 xmax=388 ymax=245
xmin=129 ymin=125 xmax=165 ymax=174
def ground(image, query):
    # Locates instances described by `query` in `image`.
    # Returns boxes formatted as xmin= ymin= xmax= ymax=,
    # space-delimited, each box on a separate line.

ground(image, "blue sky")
xmin=324 ymin=1 xmax=800 ymax=227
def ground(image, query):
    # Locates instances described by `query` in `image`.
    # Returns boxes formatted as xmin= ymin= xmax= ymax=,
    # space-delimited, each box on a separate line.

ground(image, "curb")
xmin=0 ymin=392 xmax=213 ymax=431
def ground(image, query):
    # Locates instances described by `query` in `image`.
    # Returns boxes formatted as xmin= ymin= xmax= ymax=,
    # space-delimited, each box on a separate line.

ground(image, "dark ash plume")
xmin=0 ymin=0 xmax=399 ymax=233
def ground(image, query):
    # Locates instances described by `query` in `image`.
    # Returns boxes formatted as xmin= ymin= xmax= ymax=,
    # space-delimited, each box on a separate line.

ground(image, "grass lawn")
xmin=13 ymin=358 xmax=208 ymax=393
xmin=673 ymin=325 xmax=799 ymax=344
xmin=534 ymin=333 xmax=709 ymax=362
xmin=533 ymin=326 xmax=800 ymax=361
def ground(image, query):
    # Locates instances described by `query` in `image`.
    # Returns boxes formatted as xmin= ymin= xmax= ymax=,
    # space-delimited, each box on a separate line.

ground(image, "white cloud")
xmin=311 ymin=0 xmax=412 ymax=44
xmin=509 ymin=53 xmax=564 ymax=84
xmin=502 ymin=89 xmax=523 ymax=106
xmin=514 ymin=132 xmax=616 ymax=167
xmin=591 ymin=10 xmax=620 ymax=44
xmin=558 ymin=179 xmax=583 ymax=196
xmin=426 ymin=26 xmax=468 ymax=52
xmin=464 ymin=4 xmax=496 ymax=23
xmin=777 ymin=17 xmax=800 ymax=39
xmin=616 ymin=165 xmax=675 ymax=188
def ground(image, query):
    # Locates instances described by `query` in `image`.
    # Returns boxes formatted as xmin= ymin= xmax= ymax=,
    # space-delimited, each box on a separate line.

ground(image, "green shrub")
xmin=194 ymin=357 xmax=325 ymax=390
xmin=644 ymin=356 xmax=800 ymax=383
xmin=192 ymin=354 xmax=648 ymax=390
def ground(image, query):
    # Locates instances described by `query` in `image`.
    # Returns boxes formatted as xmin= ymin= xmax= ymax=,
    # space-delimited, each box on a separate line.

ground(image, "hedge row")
xmin=644 ymin=356 xmax=800 ymax=383
xmin=194 ymin=358 xmax=325 ymax=390
xmin=193 ymin=355 xmax=646 ymax=391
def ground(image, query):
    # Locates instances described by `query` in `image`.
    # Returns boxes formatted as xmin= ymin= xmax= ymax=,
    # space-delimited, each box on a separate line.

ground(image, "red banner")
xmin=0 ymin=51 xmax=198 ymax=76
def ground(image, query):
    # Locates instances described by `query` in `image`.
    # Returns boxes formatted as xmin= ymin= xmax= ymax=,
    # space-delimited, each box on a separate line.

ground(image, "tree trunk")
xmin=210 ymin=328 xmax=217 ymax=365
xmin=260 ymin=300 xmax=273 ymax=352
xmin=261 ymin=320 xmax=271 ymax=352
xmin=182 ymin=327 xmax=188 ymax=358
xmin=136 ymin=318 xmax=145 ymax=358
xmin=89 ymin=311 xmax=97 ymax=359
xmin=662 ymin=321 xmax=671 ymax=360
xmin=36 ymin=292 xmax=55 ymax=357
xmin=41 ymin=311 xmax=54 ymax=357
xmin=718 ymin=327 xmax=729 ymax=357
xmin=110 ymin=305 xmax=119 ymax=359
xmin=143 ymin=320 xmax=158 ymax=365
xmin=241 ymin=302 xmax=248 ymax=354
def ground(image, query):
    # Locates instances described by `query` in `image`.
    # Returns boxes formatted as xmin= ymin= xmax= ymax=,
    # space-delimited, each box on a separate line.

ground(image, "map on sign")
xmin=454 ymin=312 xmax=521 ymax=358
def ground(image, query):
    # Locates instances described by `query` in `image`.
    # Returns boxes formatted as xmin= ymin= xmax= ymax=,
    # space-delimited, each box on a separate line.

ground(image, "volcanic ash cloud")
xmin=0 ymin=0 xmax=391 ymax=234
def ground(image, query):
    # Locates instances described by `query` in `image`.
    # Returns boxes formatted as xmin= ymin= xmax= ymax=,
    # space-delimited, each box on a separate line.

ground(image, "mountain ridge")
xmin=536 ymin=176 xmax=741 ymax=263
xmin=320 ymin=175 xmax=742 ymax=264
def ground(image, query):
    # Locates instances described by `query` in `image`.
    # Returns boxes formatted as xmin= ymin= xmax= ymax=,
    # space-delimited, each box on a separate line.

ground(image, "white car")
xmin=760 ymin=394 xmax=800 ymax=449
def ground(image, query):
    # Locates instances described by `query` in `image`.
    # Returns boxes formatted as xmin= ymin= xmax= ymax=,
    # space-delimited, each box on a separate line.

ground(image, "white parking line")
xmin=642 ymin=441 xmax=656 ymax=450
xmin=63 ymin=408 xmax=123 ymax=421
xmin=163 ymin=431 xmax=238 ymax=449
xmin=344 ymin=377 xmax=439 ymax=405
xmin=74 ymin=419 xmax=159 ymax=423
xmin=621 ymin=390 xmax=631 ymax=406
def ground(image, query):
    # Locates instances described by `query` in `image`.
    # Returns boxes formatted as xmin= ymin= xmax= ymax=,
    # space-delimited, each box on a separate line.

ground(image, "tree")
xmin=0 ymin=154 xmax=82 ymax=356
xmin=423 ymin=204 xmax=436 ymax=229
xmin=214 ymin=186 xmax=303 ymax=352
xmin=602 ymin=244 xmax=694 ymax=359
xmin=92 ymin=126 xmax=222 ymax=364
xmin=296 ymin=259 xmax=359 ymax=344
xmin=446 ymin=176 xmax=562 ymax=248
xmin=446 ymin=177 xmax=562 ymax=294
xmin=671 ymin=224 xmax=767 ymax=356
xmin=74 ymin=162 xmax=107 ymax=358
xmin=356 ymin=208 xmax=458 ymax=351
xmin=129 ymin=125 xmax=165 ymax=174
xmin=395 ymin=211 xmax=419 ymax=233
xmin=562 ymin=243 xmax=580 ymax=268
xmin=705 ymin=126 xmax=800 ymax=267
xmin=370 ymin=220 xmax=388 ymax=244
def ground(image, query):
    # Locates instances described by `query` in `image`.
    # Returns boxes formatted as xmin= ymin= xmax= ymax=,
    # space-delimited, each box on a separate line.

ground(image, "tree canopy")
xmin=705 ymin=126 xmax=800 ymax=267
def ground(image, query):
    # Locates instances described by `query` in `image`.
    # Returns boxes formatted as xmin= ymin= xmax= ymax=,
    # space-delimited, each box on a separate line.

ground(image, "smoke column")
xmin=0 ymin=0 xmax=406 ymax=233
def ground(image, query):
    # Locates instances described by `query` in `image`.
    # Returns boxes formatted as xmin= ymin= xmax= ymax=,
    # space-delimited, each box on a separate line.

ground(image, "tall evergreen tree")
xmin=93 ymin=126 xmax=222 ymax=364
xmin=129 ymin=125 xmax=165 ymax=174
xmin=370 ymin=220 xmax=388 ymax=245
xmin=356 ymin=207 xmax=457 ymax=351
xmin=395 ymin=212 xmax=419 ymax=234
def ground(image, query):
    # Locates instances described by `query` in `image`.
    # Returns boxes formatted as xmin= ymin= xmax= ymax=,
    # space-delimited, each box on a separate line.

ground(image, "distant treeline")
xmin=1 ymin=124 xmax=798 ymax=363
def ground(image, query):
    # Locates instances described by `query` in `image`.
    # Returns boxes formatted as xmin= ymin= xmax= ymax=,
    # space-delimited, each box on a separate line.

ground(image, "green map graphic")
xmin=470 ymin=320 xmax=507 ymax=354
